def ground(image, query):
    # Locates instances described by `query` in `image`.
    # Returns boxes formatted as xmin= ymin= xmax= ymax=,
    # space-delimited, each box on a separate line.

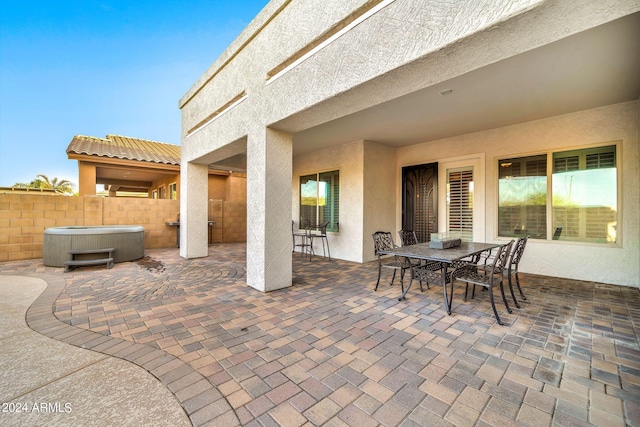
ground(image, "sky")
xmin=0 ymin=0 xmax=269 ymax=188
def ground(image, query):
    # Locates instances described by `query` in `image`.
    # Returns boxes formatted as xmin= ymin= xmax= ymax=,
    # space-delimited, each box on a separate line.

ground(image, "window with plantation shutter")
xmin=299 ymin=170 xmax=340 ymax=232
xmin=319 ymin=171 xmax=339 ymax=232
xmin=586 ymin=151 xmax=615 ymax=169
xmin=552 ymin=145 xmax=616 ymax=243
xmin=553 ymin=156 xmax=579 ymax=173
xmin=447 ymin=168 xmax=473 ymax=241
xmin=498 ymin=144 xmax=617 ymax=244
xmin=498 ymin=155 xmax=547 ymax=239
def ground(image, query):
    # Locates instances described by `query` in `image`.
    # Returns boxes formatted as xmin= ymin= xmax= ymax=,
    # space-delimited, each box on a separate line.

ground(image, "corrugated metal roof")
xmin=66 ymin=134 xmax=181 ymax=165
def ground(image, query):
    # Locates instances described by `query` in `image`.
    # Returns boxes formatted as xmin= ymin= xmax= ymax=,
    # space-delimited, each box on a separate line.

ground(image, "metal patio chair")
xmin=451 ymin=240 xmax=514 ymax=325
xmin=505 ymin=235 xmax=529 ymax=308
xmin=372 ymin=231 xmax=412 ymax=292
xmin=292 ymin=220 xmax=313 ymax=259
xmin=308 ymin=220 xmax=331 ymax=260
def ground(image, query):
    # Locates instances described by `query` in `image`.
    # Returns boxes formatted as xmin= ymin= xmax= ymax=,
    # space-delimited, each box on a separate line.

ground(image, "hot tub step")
xmin=64 ymin=248 xmax=115 ymax=272
xmin=64 ymin=258 xmax=114 ymax=272
xmin=68 ymin=248 xmax=115 ymax=256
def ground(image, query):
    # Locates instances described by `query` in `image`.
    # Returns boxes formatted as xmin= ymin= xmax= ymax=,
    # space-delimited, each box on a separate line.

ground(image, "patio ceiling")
xmin=286 ymin=12 xmax=640 ymax=156
xmin=96 ymin=165 xmax=177 ymax=193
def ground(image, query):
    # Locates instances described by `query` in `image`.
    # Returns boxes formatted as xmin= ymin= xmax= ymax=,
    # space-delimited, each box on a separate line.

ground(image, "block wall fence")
xmin=0 ymin=193 xmax=246 ymax=262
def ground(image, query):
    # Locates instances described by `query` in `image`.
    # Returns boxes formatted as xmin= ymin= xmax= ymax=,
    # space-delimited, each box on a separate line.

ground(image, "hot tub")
xmin=43 ymin=225 xmax=145 ymax=267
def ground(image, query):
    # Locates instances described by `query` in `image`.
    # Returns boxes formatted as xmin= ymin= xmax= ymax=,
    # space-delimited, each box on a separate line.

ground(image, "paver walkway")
xmin=1 ymin=243 xmax=639 ymax=426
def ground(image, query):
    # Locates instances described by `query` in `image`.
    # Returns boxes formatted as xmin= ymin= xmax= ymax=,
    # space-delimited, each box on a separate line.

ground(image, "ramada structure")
xmin=66 ymin=134 xmax=246 ymax=201
xmin=67 ymin=134 xmax=181 ymax=197
xmin=178 ymin=0 xmax=640 ymax=292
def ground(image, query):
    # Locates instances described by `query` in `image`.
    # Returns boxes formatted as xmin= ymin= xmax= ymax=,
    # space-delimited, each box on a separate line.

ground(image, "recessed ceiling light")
xmin=439 ymin=89 xmax=453 ymax=96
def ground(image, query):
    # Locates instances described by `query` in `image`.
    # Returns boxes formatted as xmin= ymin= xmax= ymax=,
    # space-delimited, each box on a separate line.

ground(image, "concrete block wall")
xmin=0 ymin=193 xmax=245 ymax=262
xmin=0 ymin=194 xmax=84 ymax=261
xmin=207 ymin=200 xmax=246 ymax=243
xmin=102 ymin=197 xmax=180 ymax=249
xmin=223 ymin=201 xmax=247 ymax=243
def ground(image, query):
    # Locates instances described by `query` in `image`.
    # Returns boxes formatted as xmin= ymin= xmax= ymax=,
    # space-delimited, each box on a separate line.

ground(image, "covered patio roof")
xmin=66 ymin=134 xmax=239 ymax=194
xmin=67 ymin=134 xmax=181 ymax=194
xmin=278 ymin=12 xmax=640 ymax=156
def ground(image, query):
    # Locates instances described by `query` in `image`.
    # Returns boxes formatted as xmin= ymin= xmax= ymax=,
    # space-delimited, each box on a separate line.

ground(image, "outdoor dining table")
xmin=378 ymin=241 xmax=501 ymax=315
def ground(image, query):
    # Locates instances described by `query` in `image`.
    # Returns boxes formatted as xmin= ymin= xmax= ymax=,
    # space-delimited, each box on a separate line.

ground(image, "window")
xmin=447 ymin=167 xmax=473 ymax=241
xmin=158 ymin=186 xmax=166 ymax=199
xmin=552 ymin=146 xmax=616 ymax=243
xmin=300 ymin=170 xmax=339 ymax=232
xmin=498 ymin=145 xmax=617 ymax=243
xmin=498 ymin=155 xmax=547 ymax=239
xmin=152 ymin=190 xmax=158 ymax=199
xmin=169 ymin=183 xmax=177 ymax=200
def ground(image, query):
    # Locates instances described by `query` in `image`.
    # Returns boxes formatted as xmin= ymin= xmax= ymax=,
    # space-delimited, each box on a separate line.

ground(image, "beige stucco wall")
xmin=181 ymin=0 xmax=639 ymax=290
xmin=292 ymin=140 xmax=397 ymax=263
xmin=293 ymin=141 xmax=364 ymax=262
xmin=181 ymin=0 xmax=565 ymax=159
xmin=363 ymin=141 xmax=397 ymax=262
xmin=396 ymin=101 xmax=640 ymax=287
xmin=291 ymin=142 xmax=362 ymax=261
xmin=292 ymin=101 xmax=640 ymax=286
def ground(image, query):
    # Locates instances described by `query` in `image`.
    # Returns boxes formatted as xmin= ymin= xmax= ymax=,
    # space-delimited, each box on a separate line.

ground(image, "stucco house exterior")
xmin=179 ymin=0 xmax=640 ymax=292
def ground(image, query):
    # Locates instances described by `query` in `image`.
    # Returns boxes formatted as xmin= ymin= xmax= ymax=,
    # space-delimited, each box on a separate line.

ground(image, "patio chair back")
xmin=505 ymin=235 xmax=529 ymax=307
xmin=398 ymin=230 xmax=419 ymax=246
xmin=310 ymin=220 xmax=331 ymax=260
xmin=316 ymin=220 xmax=329 ymax=235
xmin=508 ymin=236 xmax=528 ymax=273
xmin=372 ymin=231 xmax=396 ymax=256
xmin=494 ymin=240 xmax=514 ymax=274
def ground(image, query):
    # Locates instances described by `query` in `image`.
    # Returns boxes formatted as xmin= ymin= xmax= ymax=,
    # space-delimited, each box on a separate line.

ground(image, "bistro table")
xmin=378 ymin=242 xmax=500 ymax=315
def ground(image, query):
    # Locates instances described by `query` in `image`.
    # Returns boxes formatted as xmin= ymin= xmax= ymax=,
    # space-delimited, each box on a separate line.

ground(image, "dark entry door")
xmin=402 ymin=163 xmax=438 ymax=243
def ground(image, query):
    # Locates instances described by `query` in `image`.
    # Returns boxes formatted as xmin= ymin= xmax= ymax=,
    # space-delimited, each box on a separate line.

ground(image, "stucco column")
xmin=78 ymin=161 xmax=97 ymax=196
xmin=180 ymin=161 xmax=209 ymax=259
xmin=246 ymin=128 xmax=292 ymax=292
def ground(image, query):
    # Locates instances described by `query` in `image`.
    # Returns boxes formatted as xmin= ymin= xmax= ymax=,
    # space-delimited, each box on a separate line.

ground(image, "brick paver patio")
xmin=1 ymin=243 xmax=639 ymax=426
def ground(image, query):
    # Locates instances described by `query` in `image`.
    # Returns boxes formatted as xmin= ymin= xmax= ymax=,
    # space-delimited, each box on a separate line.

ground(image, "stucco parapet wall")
xmin=179 ymin=0 xmax=362 ymax=109
xmin=180 ymin=0 xmax=638 ymax=142
xmin=181 ymin=0 xmax=640 ymax=146
xmin=180 ymin=0 xmax=283 ymax=106
xmin=180 ymin=0 xmax=376 ymax=145
xmin=265 ymin=0 xmax=639 ymax=132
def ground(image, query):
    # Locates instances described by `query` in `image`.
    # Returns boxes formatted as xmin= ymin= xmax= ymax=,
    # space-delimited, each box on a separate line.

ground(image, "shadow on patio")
xmin=1 ymin=243 xmax=639 ymax=426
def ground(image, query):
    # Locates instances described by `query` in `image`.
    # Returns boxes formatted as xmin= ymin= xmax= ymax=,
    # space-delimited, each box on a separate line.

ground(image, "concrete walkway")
xmin=0 ymin=275 xmax=191 ymax=427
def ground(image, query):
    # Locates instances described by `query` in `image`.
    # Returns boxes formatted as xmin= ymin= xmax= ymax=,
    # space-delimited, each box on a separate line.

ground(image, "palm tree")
xmin=13 ymin=174 xmax=75 ymax=195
